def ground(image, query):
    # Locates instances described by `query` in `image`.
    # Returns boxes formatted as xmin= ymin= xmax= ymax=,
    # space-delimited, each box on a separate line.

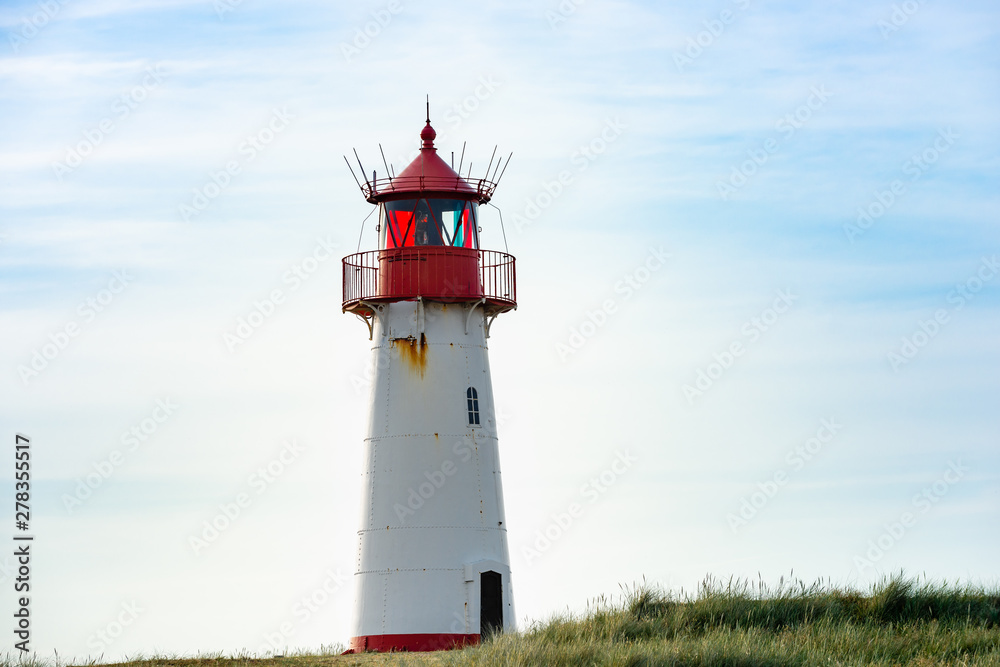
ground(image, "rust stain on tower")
xmin=392 ymin=333 xmax=428 ymax=376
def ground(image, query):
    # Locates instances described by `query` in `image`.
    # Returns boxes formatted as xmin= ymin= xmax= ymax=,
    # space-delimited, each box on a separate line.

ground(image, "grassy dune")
xmin=462 ymin=575 xmax=1000 ymax=666
xmin=48 ymin=575 xmax=1000 ymax=667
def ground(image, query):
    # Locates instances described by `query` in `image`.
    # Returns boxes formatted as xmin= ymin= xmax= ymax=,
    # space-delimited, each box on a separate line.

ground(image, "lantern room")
xmin=379 ymin=197 xmax=479 ymax=250
xmin=342 ymin=119 xmax=516 ymax=323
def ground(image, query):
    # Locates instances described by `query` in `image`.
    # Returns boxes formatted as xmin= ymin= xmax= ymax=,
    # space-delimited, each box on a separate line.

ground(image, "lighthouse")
xmin=341 ymin=113 xmax=516 ymax=653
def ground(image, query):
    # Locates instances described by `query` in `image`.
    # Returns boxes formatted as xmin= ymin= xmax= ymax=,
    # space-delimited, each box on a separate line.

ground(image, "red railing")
xmin=342 ymin=248 xmax=516 ymax=312
xmin=360 ymin=175 xmax=498 ymax=204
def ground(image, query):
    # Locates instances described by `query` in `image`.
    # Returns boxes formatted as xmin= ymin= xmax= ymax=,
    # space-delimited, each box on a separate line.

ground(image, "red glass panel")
xmin=461 ymin=206 xmax=472 ymax=248
xmin=386 ymin=210 xmax=414 ymax=248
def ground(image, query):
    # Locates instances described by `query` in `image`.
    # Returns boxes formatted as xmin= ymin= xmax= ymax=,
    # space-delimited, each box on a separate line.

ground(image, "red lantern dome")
xmin=361 ymin=120 xmax=496 ymax=204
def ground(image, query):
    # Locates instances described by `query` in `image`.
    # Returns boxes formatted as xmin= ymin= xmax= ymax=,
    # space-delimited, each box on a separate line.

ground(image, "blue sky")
xmin=1 ymin=0 xmax=998 ymax=660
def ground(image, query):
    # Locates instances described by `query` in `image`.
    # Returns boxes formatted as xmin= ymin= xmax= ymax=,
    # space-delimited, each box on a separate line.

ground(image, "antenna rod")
xmin=457 ymin=141 xmax=466 ymax=176
xmin=426 ymin=94 xmax=430 ymax=123
xmin=451 ymin=151 xmax=454 ymax=169
xmin=494 ymin=152 xmax=513 ymax=187
xmin=483 ymin=145 xmax=497 ymax=182
xmin=344 ymin=155 xmax=364 ymax=191
xmin=466 ymin=162 xmax=473 ymax=181
xmin=489 ymin=202 xmax=509 ymax=255
xmin=379 ymin=144 xmax=391 ymax=180
xmin=353 ymin=148 xmax=370 ymax=187
xmin=490 ymin=152 xmax=503 ymax=182
xmin=356 ymin=205 xmax=377 ymax=253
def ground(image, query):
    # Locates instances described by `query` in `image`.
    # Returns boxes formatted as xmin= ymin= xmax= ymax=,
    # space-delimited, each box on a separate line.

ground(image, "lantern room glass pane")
xmin=382 ymin=199 xmax=418 ymax=249
xmin=378 ymin=205 xmax=387 ymax=248
xmin=413 ymin=199 xmax=444 ymax=246
xmin=429 ymin=199 xmax=479 ymax=249
xmin=439 ymin=204 xmax=461 ymax=246
xmin=382 ymin=198 xmax=479 ymax=249
xmin=468 ymin=202 xmax=479 ymax=249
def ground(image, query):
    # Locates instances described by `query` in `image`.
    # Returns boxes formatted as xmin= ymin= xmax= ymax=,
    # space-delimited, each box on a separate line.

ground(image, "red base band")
xmin=347 ymin=633 xmax=480 ymax=653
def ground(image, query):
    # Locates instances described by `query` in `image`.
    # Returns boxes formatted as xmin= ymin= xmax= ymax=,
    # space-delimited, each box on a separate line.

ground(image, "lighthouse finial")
xmin=420 ymin=96 xmax=436 ymax=149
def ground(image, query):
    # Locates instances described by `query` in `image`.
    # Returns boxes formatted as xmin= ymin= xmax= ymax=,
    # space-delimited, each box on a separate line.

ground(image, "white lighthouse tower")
xmin=341 ymin=115 xmax=516 ymax=653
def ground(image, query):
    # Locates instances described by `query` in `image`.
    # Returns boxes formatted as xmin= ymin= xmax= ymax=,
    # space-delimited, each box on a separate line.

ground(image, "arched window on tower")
xmin=466 ymin=387 xmax=480 ymax=426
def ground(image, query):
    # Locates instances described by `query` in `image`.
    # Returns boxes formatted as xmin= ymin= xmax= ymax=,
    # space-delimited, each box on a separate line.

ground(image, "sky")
xmin=1 ymin=0 xmax=998 ymax=660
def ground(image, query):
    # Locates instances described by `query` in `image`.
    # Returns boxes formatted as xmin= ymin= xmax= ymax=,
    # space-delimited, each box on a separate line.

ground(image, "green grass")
xmin=454 ymin=574 xmax=1000 ymax=666
xmin=29 ymin=574 xmax=1000 ymax=667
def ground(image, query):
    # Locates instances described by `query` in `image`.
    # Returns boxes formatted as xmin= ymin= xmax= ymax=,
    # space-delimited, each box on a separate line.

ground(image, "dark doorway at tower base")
xmin=481 ymin=570 xmax=503 ymax=639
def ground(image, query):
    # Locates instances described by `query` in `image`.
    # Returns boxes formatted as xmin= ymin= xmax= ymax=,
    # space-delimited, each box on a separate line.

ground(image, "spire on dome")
xmin=421 ymin=95 xmax=436 ymax=149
